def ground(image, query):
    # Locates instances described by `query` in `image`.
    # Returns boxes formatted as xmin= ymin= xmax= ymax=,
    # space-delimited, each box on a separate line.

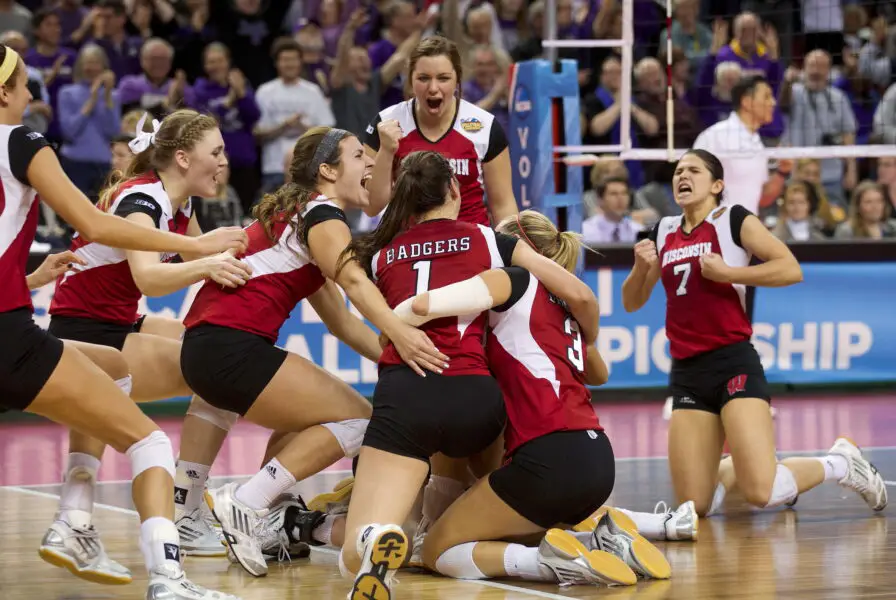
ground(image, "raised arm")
xmin=308 ymin=279 xmax=382 ymax=363
xmin=361 ymin=118 xmax=401 ymax=217
xmin=621 ymin=238 xmax=661 ymax=312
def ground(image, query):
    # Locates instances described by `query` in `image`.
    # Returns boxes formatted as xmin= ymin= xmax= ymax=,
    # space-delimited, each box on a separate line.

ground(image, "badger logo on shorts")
xmin=726 ymin=375 xmax=748 ymax=396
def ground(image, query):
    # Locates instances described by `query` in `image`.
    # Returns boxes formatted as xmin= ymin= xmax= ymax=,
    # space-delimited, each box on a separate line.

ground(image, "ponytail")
xmin=498 ymin=210 xmax=584 ymax=274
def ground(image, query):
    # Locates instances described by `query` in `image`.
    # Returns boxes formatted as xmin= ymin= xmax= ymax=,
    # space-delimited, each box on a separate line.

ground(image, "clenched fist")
xmin=633 ymin=239 xmax=658 ymax=270
xmin=377 ymin=119 xmax=403 ymax=154
xmin=699 ymin=252 xmax=731 ymax=283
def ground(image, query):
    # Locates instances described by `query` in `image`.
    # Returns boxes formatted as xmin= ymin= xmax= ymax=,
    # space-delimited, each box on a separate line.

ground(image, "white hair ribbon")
xmin=128 ymin=113 xmax=161 ymax=154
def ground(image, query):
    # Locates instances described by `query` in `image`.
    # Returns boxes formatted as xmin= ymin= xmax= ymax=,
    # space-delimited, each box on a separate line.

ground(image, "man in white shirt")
xmin=582 ymin=176 xmax=643 ymax=244
xmin=693 ymin=75 xmax=791 ymax=215
xmin=254 ymin=37 xmax=335 ymax=197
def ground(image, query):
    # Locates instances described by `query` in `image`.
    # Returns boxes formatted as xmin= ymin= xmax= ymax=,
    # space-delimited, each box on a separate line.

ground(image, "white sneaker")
xmin=829 ymin=437 xmax=888 ymax=511
xmin=349 ymin=524 xmax=408 ymax=600
xmin=146 ymin=563 xmax=241 ymax=599
xmin=407 ymin=516 xmax=430 ymax=569
xmin=538 ymin=528 xmax=636 ymax=586
xmin=204 ymin=482 xmax=268 ymax=577
xmin=177 ymin=508 xmax=226 ymax=557
xmin=658 ymin=500 xmax=698 ymax=541
xmin=39 ymin=518 xmax=132 ymax=585
xmin=593 ymin=509 xmax=671 ymax=580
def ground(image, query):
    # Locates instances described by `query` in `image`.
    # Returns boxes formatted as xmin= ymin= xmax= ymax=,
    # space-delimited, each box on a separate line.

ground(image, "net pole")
xmin=544 ymin=0 xmax=558 ymax=63
xmin=619 ymin=0 xmax=633 ymax=154
xmin=665 ymin=0 xmax=674 ymax=161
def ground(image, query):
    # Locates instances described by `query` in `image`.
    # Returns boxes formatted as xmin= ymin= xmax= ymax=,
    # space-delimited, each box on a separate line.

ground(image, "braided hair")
xmin=97 ymin=109 xmax=218 ymax=211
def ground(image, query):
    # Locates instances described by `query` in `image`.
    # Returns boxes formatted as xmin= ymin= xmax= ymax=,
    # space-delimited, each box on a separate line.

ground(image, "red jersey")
xmin=651 ymin=205 xmax=753 ymax=360
xmin=0 ymin=125 xmax=51 ymax=313
xmin=363 ymin=99 xmax=509 ymax=226
xmin=183 ymin=198 xmax=335 ymax=342
xmin=372 ymin=219 xmax=517 ymax=376
xmin=50 ymin=173 xmax=193 ymax=325
xmin=487 ymin=269 xmax=601 ymax=456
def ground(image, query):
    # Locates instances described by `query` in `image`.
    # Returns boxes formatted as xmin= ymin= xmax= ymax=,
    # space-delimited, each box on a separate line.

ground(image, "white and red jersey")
xmin=50 ymin=172 xmax=193 ymax=325
xmin=372 ymin=219 xmax=517 ymax=376
xmin=487 ymin=268 xmax=601 ymax=456
xmin=651 ymin=205 xmax=753 ymax=360
xmin=0 ymin=125 xmax=52 ymax=314
xmin=183 ymin=198 xmax=336 ymax=343
xmin=363 ymin=99 xmax=508 ymax=226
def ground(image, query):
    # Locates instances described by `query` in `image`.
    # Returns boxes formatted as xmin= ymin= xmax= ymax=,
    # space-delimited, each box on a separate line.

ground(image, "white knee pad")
xmin=186 ymin=396 xmax=239 ymax=432
xmin=115 ymin=375 xmax=133 ymax=397
xmin=322 ymin=418 xmax=369 ymax=458
xmin=764 ymin=464 xmax=798 ymax=508
xmin=435 ymin=542 xmax=486 ymax=579
xmin=127 ymin=430 xmax=176 ymax=479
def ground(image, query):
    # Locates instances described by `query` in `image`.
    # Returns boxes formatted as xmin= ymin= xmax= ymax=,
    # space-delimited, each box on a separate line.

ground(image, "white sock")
xmin=568 ymin=530 xmax=594 ymax=548
xmin=503 ymin=543 xmax=555 ymax=581
xmin=139 ymin=516 xmax=182 ymax=574
xmin=312 ymin=514 xmax=339 ymax=546
xmin=235 ymin=458 xmax=296 ymax=510
xmin=817 ymin=455 xmax=849 ymax=482
xmin=707 ymin=482 xmax=727 ymax=516
xmin=173 ymin=460 xmax=211 ymax=520
xmin=58 ymin=452 xmax=101 ymax=529
xmin=616 ymin=508 xmax=667 ymax=540
xmin=423 ymin=475 xmax=467 ymax=523
xmin=435 ymin=542 xmax=487 ymax=579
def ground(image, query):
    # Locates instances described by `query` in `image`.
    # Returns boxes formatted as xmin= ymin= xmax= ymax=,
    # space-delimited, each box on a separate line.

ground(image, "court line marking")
xmin=6 ymin=469 xmax=354 ymax=490
xmin=2 ymin=485 xmax=576 ymax=600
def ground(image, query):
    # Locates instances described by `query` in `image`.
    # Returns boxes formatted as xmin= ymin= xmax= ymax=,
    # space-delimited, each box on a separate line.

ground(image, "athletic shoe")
xmin=39 ymin=518 xmax=131 ymax=585
xmin=593 ymin=509 xmax=671 ymax=580
xmin=223 ymin=495 xmax=316 ymax=564
xmin=349 ymin=524 xmax=408 ymax=600
xmin=204 ymin=482 xmax=268 ymax=577
xmin=573 ymin=506 xmax=638 ymax=536
xmin=829 ymin=437 xmax=888 ymax=511
xmin=145 ymin=563 xmax=241 ymax=599
xmin=406 ymin=515 xmax=430 ymax=569
xmin=308 ymin=476 xmax=353 ymax=515
xmin=538 ymin=529 xmax=636 ymax=586
xmin=656 ymin=501 xmax=698 ymax=541
xmin=177 ymin=507 xmax=226 ymax=557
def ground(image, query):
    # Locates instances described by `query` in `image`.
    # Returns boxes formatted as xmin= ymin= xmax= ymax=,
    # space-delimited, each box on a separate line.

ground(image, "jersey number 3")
xmin=673 ymin=263 xmax=691 ymax=296
xmin=412 ymin=260 xmax=431 ymax=294
xmin=564 ymin=318 xmax=585 ymax=372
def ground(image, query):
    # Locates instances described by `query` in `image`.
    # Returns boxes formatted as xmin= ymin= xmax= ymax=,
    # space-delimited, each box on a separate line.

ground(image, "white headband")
xmin=129 ymin=113 xmax=161 ymax=154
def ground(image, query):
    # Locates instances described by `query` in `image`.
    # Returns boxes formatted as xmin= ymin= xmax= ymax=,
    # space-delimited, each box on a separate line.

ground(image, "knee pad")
xmin=434 ymin=542 xmax=486 ymax=579
xmin=186 ymin=395 xmax=239 ymax=432
xmin=322 ymin=418 xmax=369 ymax=458
xmin=127 ymin=430 xmax=176 ymax=479
xmin=764 ymin=464 xmax=798 ymax=508
xmin=115 ymin=375 xmax=133 ymax=397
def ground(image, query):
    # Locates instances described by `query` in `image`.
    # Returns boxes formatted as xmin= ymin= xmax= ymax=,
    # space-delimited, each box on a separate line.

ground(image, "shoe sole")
xmin=602 ymin=509 xmax=672 ymax=580
xmin=204 ymin=490 xmax=268 ymax=577
xmin=182 ymin=545 xmax=227 ymax=557
xmin=308 ymin=476 xmax=354 ymax=513
xmin=543 ymin=529 xmax=637 ymax=586
xmin=573 ymin=506 xmax=639 ymax=536
xmin=351 ymin=527 xmax=408 ymax=598
xmin=351 ymin=573 xmax=391 ymax=600
xmin=38 ymin=547 xmax=132 ymax=585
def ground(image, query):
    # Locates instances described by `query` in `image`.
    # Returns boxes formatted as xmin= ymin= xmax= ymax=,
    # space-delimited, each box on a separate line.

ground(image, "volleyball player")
xmin=0 ymin=44 xmax=244 ymax=598
xmin=333 ymin=151 xmax=609 ymax=598
xmin=621 ymin=149 xmax=887 ymax=519
xmin=197 ymin=129 xmax=454 ymax=578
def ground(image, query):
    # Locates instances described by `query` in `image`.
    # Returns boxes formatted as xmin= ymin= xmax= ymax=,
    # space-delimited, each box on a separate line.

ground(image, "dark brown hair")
xmin=408 ymin=35 xmax=464 ymax=98
xmin=253 ymin=126 xmax=353 ymax=249
xmin=338 ymin=150 xmax=455 ymax=277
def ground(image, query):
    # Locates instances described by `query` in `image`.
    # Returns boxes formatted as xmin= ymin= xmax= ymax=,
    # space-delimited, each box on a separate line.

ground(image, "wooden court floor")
xmin=1 ymin=395 xmax=895 ymax=599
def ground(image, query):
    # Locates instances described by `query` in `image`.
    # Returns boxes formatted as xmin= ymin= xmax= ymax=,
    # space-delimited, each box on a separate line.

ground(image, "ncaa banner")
xmin=28 ymin=262 xmax=896 ymax=399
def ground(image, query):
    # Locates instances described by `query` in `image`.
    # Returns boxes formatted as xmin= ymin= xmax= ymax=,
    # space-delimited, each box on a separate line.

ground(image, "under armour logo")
xmin=266 ymin=464 xmax=278 ymax=479
xmin=174 ymin=486 xmax=187 ymax=505
xmin=164 ymin=543 xmax=181 ymax=562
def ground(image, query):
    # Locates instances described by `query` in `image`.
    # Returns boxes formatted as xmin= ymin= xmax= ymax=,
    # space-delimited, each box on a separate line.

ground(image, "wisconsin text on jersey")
xmin=661 ymin=242 xmax=713 ymax=267
xmin=447 ymin=157 xmax=470 ymax=176
xmin=383 ymin=237 xmax=472 ymax=264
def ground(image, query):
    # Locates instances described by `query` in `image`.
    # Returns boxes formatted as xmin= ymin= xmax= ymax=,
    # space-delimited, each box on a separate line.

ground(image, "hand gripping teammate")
xmin=0 ymin=44 xmax=245 ymax=599
xmin=621 ymin=149 xmax=887 ymax=521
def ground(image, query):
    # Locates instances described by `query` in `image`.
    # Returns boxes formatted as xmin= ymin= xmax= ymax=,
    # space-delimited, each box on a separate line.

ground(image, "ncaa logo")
xmin=513 ymin=84 xmax=532 ymax=119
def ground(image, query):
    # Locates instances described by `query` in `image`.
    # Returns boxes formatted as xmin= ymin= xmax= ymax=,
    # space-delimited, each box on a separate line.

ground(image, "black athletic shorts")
xmin=0 ymin=308 xmax=65 ymax=411
xmin=669 ymin=340 xmax=770 ymax=415
xmin=48 ymin=314 xmax=147 ymax=351
xmin=180 ymin=324 xmax=288 ymax=416
xmin=362 ymin=365 xmax=506 ymax=463
xmin=489 ymin=429 xmax=615 ymax=529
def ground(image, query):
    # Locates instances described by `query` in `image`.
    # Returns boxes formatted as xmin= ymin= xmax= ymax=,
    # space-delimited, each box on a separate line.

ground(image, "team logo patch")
xmin=174 ymin=486 xmax=188 ymax=505
xmin=163 ymin=543 xmax=181 ymax=562
xmin=726 ymin=374 xmax=748 ymax=396
xmin=460 ymin=117 xmax=483 ymax=132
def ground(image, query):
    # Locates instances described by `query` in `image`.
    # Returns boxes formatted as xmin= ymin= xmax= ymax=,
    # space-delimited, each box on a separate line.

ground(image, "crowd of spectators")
xmin=3 ymin=0 xmax=896 ymax=250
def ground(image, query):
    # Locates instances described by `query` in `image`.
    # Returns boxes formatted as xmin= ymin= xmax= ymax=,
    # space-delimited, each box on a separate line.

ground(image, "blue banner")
xmin=29 ymin=262 xmax=896 ymax=398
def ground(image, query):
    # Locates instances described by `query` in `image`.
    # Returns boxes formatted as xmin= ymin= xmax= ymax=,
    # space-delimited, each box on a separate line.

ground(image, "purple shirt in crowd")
xmin=368 ymin=38 xmax=402 ymax=108
xmin=25 ymin=46 xmax=78 ymax=142
xmin=90 ymin=36 xmax=143 ymax=82
xmin=692 ymin=55 xmax=733 ymax=128
xmin=57 ymin=81 xmax=121 ymax=164
xmin=715 ymin=43 xmax=784 ymax=138
xmin=118 ymin=74 xmax=196 ymax=114
xmin=193 ymin=78 xmax=262 ymax=167
xmin=53 ymin=5 xmax=88 ymax=46
xmin=462 ymin=80 xmax=509 ymax=135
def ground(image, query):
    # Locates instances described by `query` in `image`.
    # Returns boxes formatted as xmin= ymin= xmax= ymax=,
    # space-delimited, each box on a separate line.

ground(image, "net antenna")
xmin=546 ymin=0 xmax=896 ymax=165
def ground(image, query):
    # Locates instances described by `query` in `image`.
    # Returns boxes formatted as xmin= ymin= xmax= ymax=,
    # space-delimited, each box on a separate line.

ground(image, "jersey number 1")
xmin=412 ymin=260 xmax=431 ymax=294
xmin=673 ymin=263 xmax=691 ymax=296
xmin=564 ymin=318 xmax=585 ymax=372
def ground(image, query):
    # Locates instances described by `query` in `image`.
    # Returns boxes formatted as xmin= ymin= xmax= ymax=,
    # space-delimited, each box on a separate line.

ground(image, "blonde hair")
xmin=497 ymin=210 xmax=582 ymax=273
xmin=98 ymin=109 xmax=219 ymax=211
xmin=73 ymin=43 xmax=109 ymax=82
